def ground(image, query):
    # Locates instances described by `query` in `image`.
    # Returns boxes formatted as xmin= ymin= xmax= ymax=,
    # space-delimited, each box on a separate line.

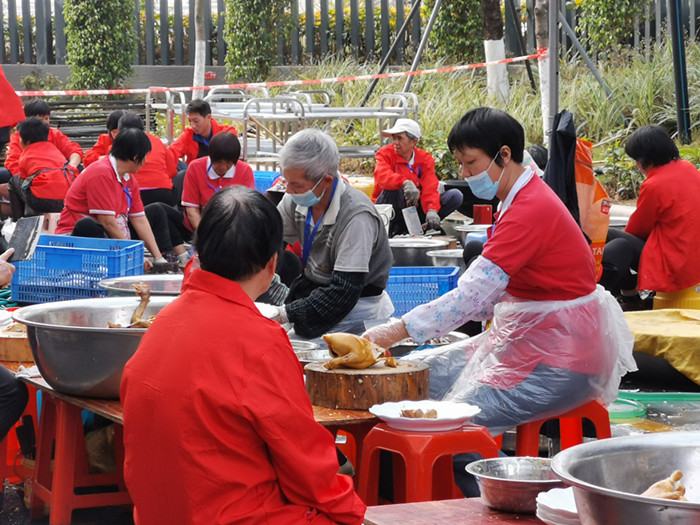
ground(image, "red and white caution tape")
xmin=16 ymin=48 xmax=547 ymax=98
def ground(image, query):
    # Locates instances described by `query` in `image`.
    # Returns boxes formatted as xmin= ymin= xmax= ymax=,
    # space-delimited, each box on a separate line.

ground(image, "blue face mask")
xmin=466 ymin=153 xmax=505 ymax=200
xmin=291 ymin=177 xmax=325 ymax=207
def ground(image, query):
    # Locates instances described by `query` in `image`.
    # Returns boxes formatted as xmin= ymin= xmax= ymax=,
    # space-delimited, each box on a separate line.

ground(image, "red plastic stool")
xmin=29 ymin=393 xmax=130 ymax=525
xmin=357 ymin=423 xmax=499 ymax=505
xmin=0 ymin=385 xmax=39 ymax=483
xmin=514 ymin=399 xmax=611 ymax=457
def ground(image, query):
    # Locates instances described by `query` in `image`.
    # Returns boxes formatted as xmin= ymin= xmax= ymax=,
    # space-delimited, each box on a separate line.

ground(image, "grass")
xmin=271 ymin=42 xmax=700 ymax=198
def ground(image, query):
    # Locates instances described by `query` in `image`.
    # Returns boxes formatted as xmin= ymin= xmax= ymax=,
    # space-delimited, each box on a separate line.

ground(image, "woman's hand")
xmin=362 ymin=318 xmax=410 ymax=350
xmin=0 ymin=248 xmax=16 ymax=287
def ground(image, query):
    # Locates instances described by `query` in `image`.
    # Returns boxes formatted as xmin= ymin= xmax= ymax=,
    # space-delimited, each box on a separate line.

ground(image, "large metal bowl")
xmin=551 ymin=432 xmax=700 ymax=524
xmin=12 ymin=297 xmax=176 ymax=399
xmin=389 ymin=237 xmax=449 ymax=266
xmin=466 ymin=457 xmax=565 ymax=513
xmin=426 ymin=249 xmax=466 ymax=273
xmin=98 ymin=274 xmax=184 ymax=296
xmin=454 ymin=224 xmax=491 ymax=248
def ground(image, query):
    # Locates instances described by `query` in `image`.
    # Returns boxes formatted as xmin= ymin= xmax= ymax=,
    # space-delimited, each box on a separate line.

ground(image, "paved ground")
xmin=0 ymin=483 xmax=134 ymax=525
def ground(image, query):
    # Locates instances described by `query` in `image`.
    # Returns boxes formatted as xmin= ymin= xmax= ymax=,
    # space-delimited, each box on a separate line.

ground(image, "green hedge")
xmin=64 ymin=0 xmax=135 ymax=89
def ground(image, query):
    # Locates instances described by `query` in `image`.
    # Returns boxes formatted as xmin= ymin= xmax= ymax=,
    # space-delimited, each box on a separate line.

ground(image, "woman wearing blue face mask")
xmin=272 ymin=128 xmax=395 ymax=341
xmin=363 ymin=107 xmax=635 ymax=497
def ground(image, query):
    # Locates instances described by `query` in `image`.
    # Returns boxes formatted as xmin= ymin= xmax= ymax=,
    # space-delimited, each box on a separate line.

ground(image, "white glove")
xmin=402 ymin=180 xmax=420 ymax=207
xmin=362 ymin=318 xmax=410 ymax=350
xmin=425 ymin=209 xmax=441 ymax=231
xmin=271 ymin=305 xmax=288 ymax=325
xmin=153 ymin=257 xmax=168 ymax=264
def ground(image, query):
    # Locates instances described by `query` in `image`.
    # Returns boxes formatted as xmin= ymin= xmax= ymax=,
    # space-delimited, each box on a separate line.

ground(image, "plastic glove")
xmin=362 ymin=318 xmax=410 ymax=350
xmin=153 ymin=257 xmax=168 ymax=264
xmin=425 ymin=209 xmax=441 ymax=231
xmin=271 ymin=305 xmax=289 ymax=325
xmin=402 ymin=180 xmax=420 ymax=206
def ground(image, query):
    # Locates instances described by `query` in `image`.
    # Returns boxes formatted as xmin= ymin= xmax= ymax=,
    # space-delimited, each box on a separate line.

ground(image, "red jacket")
xmin=18 ymin=141 xmax=78 ymax=200
xmin=625 ymin=159 xmax=700 ymax=292
xmin=5 ymin=127 xmax=83 ymax=175
xmin=133 ymin=133 xmax=178 ymax=190
xmin=83 ymin=134 xmax=113 ymax=167
xmin=0 ymin=66 xmax=24 ymax=128
xmin=166 ymin=119 xmax=238 ymax=166
xmin=121 ymin=269 xmax=366 ymax=525
xmin=372 ymin=144 xmax=440 ymax=213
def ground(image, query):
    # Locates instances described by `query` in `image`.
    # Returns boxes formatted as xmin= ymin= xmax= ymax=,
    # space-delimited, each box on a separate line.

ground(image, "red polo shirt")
xmin=0 ymin=66 xmax=24 ymax=128
xmin=18 ymin=141 xmax=78 ymax=200
xmin=56 ymin=155 xmax=145 ymax=234
xmin=83 ymin=134 xmax=113 ymax=167
xmin=166 ymin=119 xmax=238 ymax=166
xmin=5 ymin=127 xmax=82 ymax=175
xmin=133 ymin=133 xmax=178 ymax=190
xmin=181 ymin=156 xmax=255 ymax=230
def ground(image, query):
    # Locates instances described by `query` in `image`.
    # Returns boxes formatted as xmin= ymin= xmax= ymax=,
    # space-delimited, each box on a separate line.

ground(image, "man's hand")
xmin=271 ymin=305 xmax=288 ymax=325
xmin=402 ymin=180 xmax=420 ymax=206
xmin=0 ymin=248 xmax=16 ymax=287
xmin=425 ymin=209 xmax=441 ymax=231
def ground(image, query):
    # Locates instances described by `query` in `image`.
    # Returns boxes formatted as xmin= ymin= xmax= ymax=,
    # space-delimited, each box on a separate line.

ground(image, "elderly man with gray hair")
xmin=272 ymin=128 xmax=394 ymax=340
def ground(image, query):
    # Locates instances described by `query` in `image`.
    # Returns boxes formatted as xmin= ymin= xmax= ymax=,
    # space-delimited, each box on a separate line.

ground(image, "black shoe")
xmin=618 ymin=294 xmax=654 ymax=312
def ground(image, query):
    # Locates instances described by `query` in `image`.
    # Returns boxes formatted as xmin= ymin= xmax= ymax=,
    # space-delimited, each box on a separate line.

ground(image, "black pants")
xmin=140 ymin=188 xmax=175 ymax=207
xmin=150 ymin=202 xmax=192 ymax=250
xmin=600 ymin=228 xmax=645 ymax=293
xmin=171 ymin=169 xmax=187 ymax=208
xmin=0 ymin=366 xmax=28 ymax=442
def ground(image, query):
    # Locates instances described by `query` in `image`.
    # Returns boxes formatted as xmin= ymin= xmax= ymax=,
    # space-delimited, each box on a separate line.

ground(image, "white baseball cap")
xmin=381 ymin=118 xmax=422 ymax=140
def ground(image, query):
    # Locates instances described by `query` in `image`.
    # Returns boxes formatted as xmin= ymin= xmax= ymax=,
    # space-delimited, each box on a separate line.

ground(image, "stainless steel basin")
xmin=98 ymin=274 xmax=184 ymax=296
xmin=389 ymin=237 xmax=449 ymax=266
xmin=426 ymin=249 xmax=466 ymax=273
xmin=12 ymin=297 xmax=176 ymax=399
xmin=552 ymin=432 xmax=700 ymax=524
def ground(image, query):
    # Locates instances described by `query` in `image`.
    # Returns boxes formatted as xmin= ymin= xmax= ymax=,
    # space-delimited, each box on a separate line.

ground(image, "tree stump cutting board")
xmin=305 ymin=360 xmax=429 ymax=410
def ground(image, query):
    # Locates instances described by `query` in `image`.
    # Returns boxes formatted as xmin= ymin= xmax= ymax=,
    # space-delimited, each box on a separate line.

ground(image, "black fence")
xmin=2 ymin=0 xmax=700 ymax=68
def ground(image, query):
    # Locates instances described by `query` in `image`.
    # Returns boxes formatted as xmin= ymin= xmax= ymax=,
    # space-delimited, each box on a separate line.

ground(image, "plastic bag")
xmin=402 ymin=286 xmax=636 ymax=435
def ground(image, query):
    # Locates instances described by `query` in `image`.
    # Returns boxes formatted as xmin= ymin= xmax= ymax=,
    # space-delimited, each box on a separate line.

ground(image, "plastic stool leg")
xmin=49 ymin=400 xmax=83 ymax=525
xmin=515 ymin=420 xmax=544 ymax=457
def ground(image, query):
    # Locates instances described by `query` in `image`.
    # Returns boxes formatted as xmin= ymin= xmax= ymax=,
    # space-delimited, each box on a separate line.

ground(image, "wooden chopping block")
xmin=0 ymin=333 xmax=33 ymax=362
xmin=305 ymin=360 xmax=429 ymax=410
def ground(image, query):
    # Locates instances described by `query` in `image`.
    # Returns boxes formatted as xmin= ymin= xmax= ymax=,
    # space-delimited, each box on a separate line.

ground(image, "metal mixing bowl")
xmin=552 ymin=432 xmax=700 ymax=524
xmin=426 ymin=249 xmax=466 ymax=273
xmin=98 ymin=274 xmax=184 ymax=296
xmin=466 ymin=457 xmax=565 ymax=513
xmin=12 ymin=297 xmax=176 ymax=399
xmin=454 ymin=224 xmax=491 ymax=247
xmin=389 ymin=238 xmax=449 ymax=266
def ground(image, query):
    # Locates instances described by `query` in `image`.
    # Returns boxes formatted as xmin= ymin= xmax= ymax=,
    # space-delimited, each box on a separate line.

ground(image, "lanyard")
xmin=301 ymin=178 xmax=338 ymax=268
xmin=119 ymin=180 xmax=132 ymax=212
xmin=491 ymin=167 xmax=534 ymax=237
xmin=406 ymin=164 xmax=422 ymax=180
xmin=205 ymin=163 xmax=223 ymax=193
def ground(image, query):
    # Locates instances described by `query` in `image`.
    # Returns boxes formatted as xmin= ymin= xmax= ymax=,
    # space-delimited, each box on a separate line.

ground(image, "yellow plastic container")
xmin=653 ymin=283 xmax=700 ymax=310
xmin=347 ymin=176 xmax=375 ymax=199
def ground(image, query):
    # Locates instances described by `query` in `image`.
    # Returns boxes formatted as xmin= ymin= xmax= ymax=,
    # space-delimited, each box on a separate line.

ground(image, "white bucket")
xmin=374 ymin=204 xmax=394 ymax=234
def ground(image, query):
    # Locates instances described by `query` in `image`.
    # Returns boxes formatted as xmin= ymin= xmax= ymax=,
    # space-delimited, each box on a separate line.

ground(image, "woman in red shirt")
xmin=364 ymin=108 xmax=636 ymax=497
xmin=601 ymin=125 xmax=700 ymax=307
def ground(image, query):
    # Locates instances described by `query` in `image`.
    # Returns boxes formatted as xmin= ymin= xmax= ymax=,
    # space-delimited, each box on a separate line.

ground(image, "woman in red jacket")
xmin=600 ymin=125 xmax=700 ymax=308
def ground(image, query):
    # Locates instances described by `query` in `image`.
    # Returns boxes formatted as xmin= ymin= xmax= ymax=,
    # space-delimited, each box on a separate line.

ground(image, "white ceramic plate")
xmin=536 ymin=487 xmax=579 ymax=519
xmin=535 ymin=507 xmax=581 ymax=525
xmin=369 ymin=400 xmax=481 ymax=432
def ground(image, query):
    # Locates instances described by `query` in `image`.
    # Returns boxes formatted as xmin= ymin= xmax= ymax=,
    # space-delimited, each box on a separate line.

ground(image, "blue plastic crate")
xmin=11 ymin=235 xmax=144 ymax=304
xmin=253 ymin=170 xmax=281 ymax=194
xmin=386 ymin=266 xmax=460 ymax=316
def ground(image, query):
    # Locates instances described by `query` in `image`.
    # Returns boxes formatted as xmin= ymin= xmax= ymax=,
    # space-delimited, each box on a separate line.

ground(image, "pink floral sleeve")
xmin=402 ymin=256 xmax=509 ymax=344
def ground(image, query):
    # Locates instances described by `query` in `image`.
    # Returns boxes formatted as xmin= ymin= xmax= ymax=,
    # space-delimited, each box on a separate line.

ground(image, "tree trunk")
xmin=193 ymin=0 xmax=206 ymax=95
xmin=535 ymin=0 xmax=550 ymax=143
xmin=482 ymin=0 xmax=508 ymax=102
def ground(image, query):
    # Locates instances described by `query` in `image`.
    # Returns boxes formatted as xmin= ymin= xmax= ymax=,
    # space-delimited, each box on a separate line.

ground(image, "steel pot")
xmin=426 ymin=249 xmax=466 ymax=273
xmin=454 ymin=224 xmax=491 ymax=248
xmin=12 ymin=297 xmax=176 ymax=398
xmin=98 ymin=274 xmax=184 ymax=296
xmin=389 ymin=237 xmax=449 ymax=266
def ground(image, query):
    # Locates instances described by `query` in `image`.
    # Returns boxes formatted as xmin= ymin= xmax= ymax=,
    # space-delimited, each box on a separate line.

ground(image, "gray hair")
xmin=279 ymin=128 xmax=340 ymax=182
